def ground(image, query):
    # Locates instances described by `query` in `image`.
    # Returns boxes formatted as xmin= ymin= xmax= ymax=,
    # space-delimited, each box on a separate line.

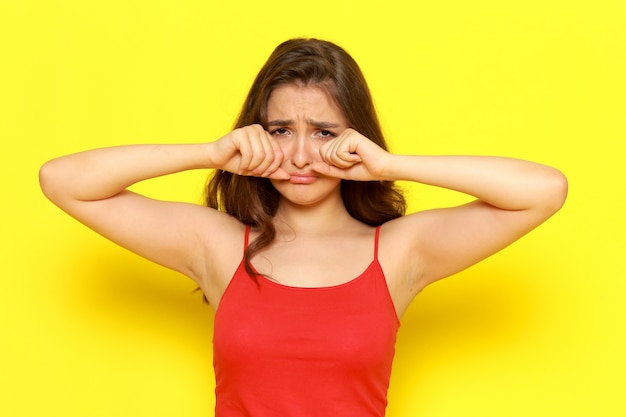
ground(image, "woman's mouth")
xmin=288 ymin=174 xmax=318 ymax=184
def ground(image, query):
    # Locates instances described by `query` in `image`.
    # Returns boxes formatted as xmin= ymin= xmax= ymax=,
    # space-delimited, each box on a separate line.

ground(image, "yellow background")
xmin=2 ymin=1 xmax=625 ymax=416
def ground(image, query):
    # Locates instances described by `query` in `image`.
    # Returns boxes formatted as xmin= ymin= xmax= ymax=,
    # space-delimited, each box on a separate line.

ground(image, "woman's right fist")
xmin=210 ymin=124 xmax=289 ymax=179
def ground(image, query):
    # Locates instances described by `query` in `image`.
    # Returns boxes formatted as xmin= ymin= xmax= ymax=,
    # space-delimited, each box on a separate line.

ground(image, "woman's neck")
xmin=273 ymin=197 xmax=359 ymax=236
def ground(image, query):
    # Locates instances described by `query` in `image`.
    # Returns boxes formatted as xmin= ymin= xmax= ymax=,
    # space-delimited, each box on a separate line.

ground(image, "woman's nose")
xmin=287 ymin=135 xmax=318 ymax=168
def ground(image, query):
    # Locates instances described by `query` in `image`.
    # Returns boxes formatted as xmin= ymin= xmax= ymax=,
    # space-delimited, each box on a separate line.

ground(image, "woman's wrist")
xmin=377 ymin=153 xmax=416 ymax=182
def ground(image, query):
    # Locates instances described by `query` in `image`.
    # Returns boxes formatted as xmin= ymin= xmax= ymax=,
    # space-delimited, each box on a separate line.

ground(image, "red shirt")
xmin=213 ymin=226 xmax=400 ymax=417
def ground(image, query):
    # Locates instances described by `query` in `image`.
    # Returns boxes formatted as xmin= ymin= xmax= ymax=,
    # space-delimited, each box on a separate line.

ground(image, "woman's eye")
xmin=271 ymin=128 xmax=290 ymax=136
xmin=317 ymin=130 xmax=336 ymax=139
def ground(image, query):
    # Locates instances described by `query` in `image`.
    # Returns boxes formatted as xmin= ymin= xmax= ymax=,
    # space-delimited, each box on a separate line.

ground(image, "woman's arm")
xmin=39 ymin=125 xmax=288 ymax=286
xmin=40 ymin=143 xmax=214 ymax=203
xmin=314 ymin=129 xmax=568 ymax=303
xmin=381 ymin=153 xmax=567 ymax=213
xmin=383 ymin=153 xmax=567 ymax=282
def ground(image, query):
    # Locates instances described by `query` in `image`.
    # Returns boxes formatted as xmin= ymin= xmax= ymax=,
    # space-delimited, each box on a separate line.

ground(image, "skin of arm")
xmin=40 ymin=124 xmax=287 ymax=205
xmin=313 ymin=129 xmax=568 ymax=312
xmin=38 ymin=125 xmax=288 ymax=297
xmin=39 ymin=143 xmax=227 ymax=284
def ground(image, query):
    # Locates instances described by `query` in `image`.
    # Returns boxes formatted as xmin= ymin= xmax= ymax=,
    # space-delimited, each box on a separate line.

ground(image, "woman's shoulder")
xmin=193 ymin=211 xmax=248 ymax=305
xmin=378 ymin=214 xmax=442 ymax=315
xmin=377 ymin=210 xmax=444 ymax=271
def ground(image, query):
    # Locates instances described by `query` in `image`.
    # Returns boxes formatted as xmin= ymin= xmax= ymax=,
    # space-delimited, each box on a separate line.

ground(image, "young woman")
xmin=39 ymin=38 xmax=568 ymax=417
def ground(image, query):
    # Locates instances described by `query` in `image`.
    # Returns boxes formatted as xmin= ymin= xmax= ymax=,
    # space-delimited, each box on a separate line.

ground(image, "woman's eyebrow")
xmin=308 ymin=119 xmax=340 ymax=129
xmin=266 ymin=119 xmax=341 ymax=129
xmin=267 ymin=119 xmax=292 ymax=127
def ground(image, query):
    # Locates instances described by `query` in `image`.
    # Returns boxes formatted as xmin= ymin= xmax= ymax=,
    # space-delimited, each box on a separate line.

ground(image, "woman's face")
xmin=266 ymin=83 xmax=350 ymax=208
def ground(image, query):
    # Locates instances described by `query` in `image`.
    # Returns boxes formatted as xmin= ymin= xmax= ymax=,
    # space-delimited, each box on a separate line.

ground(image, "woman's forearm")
xmin=39 ymin=143 xmax=214 ymax=204
xmin=381 ymin=154 xmax=568 ymax=212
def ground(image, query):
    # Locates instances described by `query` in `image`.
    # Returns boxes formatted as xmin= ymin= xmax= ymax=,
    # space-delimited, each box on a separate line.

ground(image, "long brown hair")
xmin=205 ymin=38 xmax=406 ymax=278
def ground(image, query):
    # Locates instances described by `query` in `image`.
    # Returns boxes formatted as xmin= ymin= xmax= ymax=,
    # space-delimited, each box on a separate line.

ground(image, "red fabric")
xmin=213 ymin=226 xmax=400 ymax=417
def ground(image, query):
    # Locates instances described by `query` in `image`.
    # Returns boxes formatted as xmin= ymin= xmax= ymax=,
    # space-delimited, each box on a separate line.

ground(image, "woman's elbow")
xmin=39 ymin=160 xmax=55 ymax=199
xmin=541 ymin=168 xmax=569 ymax=215
xmin=39 ymin=159 xmax=67 ymax=205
